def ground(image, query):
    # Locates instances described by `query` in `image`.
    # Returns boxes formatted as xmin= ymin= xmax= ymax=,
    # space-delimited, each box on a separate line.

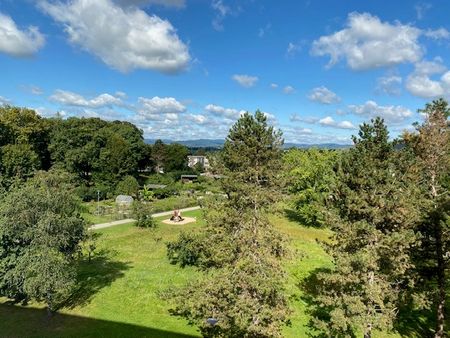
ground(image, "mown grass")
xmin=81 ymin=196 xmax=199 ymax=226
xmin=0 ymin=210 xmax=433 ymax=337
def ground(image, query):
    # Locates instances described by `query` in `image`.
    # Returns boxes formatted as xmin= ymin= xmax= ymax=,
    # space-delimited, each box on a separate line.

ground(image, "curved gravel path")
xmin=89 ymin=206 xmax=201 ymax=230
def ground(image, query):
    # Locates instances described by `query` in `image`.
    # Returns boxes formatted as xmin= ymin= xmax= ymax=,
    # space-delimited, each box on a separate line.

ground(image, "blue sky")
xmin=1 ymin=0 xmax=450 ymax=144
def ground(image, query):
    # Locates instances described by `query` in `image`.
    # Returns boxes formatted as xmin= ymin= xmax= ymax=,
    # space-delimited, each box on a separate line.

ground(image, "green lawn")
xmin=0 ymin=210 xmax=434 ymax=337
xmin=81 ymin=196 xmax=198 ymax=226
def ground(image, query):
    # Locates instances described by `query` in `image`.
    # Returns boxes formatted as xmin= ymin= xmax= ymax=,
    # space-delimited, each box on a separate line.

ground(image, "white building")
xmin=187 ymin=155 xmax=210 ymax=170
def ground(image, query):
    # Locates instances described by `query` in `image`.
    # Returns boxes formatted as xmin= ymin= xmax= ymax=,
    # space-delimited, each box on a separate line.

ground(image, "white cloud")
xmin=424 ymin=28 xmax=450 ymax=40
xmin=21 ymin=85 xmax=44 ymax=95
xmin=262 ymin=111 xmax=277 ymax=124
xmin=319 ymin=116 xmax=356 ymax=129
xmin=405 ymin=58 xmax=450 ymax=98
xmin=348 ymin=100 xmax=413 ymax=123
xmin=0 ymin=96 xmax=10 ymax=105
xmin=308 ymin=86 xmax=341 ymax=104
xmin=39 ymin=0 xmax=190 ymax=73
xmin=311 ymin=12 xmax=423 ymax=70
xmin=286 ymin=42 xmax=301 ymax=57
xmin=0 ymin=13 xmax=45 ymax=57
xmin=211 ymin=0 xmax=230 ymax=31
xmin=376 ymin=75 xmax=402 ymax=96
xmin=115 ymin=0 xmax=185 ymax=8
xmin=290 ymin=114 xmax=319 ymax=124
xmin=270 ymin=83 xmax=278 ymax=89
xmin=232 ymin=74 xmax=259 ymax=88
xmin=258 ymin=23 xmax=271 ymax=38
xmin=205 ymin=104 xmax=245 ymax=119
xmin=283 ymin=85 xmax=295 ymax=94
xmin=415 ymin=3 xmax=432 ymax=20
xmin=187 ymin=114 xmax=208 ymax=125
xmin=138 ymin=96 xmax=186 ymax=116
xmin=50 ymin=90 xmax=123 ymax=108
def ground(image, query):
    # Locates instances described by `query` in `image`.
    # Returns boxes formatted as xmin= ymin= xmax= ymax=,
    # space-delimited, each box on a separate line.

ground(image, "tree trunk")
xmin=435 ymin=222 xmax=446 ymax=338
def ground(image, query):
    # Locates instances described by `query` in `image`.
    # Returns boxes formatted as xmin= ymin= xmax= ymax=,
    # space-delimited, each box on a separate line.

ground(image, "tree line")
xmin=0 ymin=105 xmax=192 ymax=200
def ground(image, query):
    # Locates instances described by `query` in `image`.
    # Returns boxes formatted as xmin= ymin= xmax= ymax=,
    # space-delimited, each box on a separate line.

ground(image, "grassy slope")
xmin=1 ymin=210 xmax=418 ymax=337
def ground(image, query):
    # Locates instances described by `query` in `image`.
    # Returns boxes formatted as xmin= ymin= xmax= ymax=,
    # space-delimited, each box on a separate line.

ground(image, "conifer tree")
xmin=410 ymin=99 xmax=449 ymax=337
xmin=310 ymin=118 xmax=420 ymax=337
xmin=170 ymin=111 xmax=289 ymax=337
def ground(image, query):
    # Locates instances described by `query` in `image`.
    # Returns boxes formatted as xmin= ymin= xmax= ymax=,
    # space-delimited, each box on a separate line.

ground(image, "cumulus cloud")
xmin=283 ymin=85 xmax=295 ymax=94
xmin=318 ymin=116 xmax=356 ymax=129
xmin=308 ymin=86 xmax=341 ymax=104
xmin=270 ymin=83 xmax=278 ymax=89
xmin=115 ymin=0 xmax=185 ymax=8
xmin=311 ymin=12 xmax=423 ymax=70
xmin=186 ymin=114 xmax=208 ymax=124
xmin=405 ymin=58 xmax=450 ymax=98
xmin=39 ymin=0 xmax=190 ymax=73
xmin=376 ymin=75 xmax=402 ymax=96
xmin=232 ymin=74 xmax=259 ymax=88
xmin=348 ymin=100 xmax=413 ymax=123
xmin=205 ymin=104 xmax=245 ymax=119
xmin=138 ymin=96 xmax=186 ymax=116
xmin=50 ymin=90 xmax=124 ymax=108
xmin=0 ymin=13 xmax=45 ymax=57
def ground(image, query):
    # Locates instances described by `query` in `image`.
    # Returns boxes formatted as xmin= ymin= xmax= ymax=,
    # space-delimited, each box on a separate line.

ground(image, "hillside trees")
xmin=169 ymin=111 xmax=289 ymax=337
xmin=310 ymin=118 xmax=421 ymax=337
xmin=0 ymin=170 xmax=86 ymax=315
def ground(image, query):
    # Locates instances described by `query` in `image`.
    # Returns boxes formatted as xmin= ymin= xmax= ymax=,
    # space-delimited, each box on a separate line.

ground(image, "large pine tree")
xmin=170 ymin=111 xmax=289 ymax=337
xmin=410 ymin=99 xmax=450 ymax=337
xmin=310 ymin=118 xmax=421 ymax=337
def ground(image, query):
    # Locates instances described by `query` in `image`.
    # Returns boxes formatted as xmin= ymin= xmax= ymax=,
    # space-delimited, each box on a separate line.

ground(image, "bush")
xmin=132 ymin=201 xmax=156 ymax=228
xmin=166 ymin=232 xmax=204 ymax=267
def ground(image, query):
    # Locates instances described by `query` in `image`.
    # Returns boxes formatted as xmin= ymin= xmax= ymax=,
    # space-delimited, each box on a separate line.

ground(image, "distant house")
xmin=181 ymin=174 xmax=198 ymax=183
xmin=187 ymin=155 xmax=210 ymax=170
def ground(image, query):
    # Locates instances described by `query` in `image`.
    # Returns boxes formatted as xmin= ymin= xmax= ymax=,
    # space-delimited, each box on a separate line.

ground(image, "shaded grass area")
xmin=1 ymin=210 xmax=204 ymax=338
xmin=0 ymin=305 xmax=196 ymax=338
xmin=2 ymin=209 xmax=444 ymax=337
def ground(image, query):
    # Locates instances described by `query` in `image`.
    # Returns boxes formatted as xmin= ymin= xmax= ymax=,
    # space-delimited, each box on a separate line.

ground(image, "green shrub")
xmin=132 ymin=201 xmax=156 ymax=228
xmin=166 ymin=232 xmax=204 ymax=267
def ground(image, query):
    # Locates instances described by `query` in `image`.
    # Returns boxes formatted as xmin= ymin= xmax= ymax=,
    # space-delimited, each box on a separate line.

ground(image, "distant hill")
xmin=145 ymin=139 xmax=351 ymax=149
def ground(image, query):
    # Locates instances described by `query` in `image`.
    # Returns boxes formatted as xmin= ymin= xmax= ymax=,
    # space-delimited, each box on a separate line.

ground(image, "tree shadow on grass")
xmin=64 ymin=248 xmax=131 ymax=309
xmin=0 ymin=304 xmax=198 ymax=338
xmin=394 ymin=306 xmax=435 ymax=338
xmin=297 ymin=267 xmax=333 ymax=338
xmin=283 ymin=208 xmax=324 ymax=228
